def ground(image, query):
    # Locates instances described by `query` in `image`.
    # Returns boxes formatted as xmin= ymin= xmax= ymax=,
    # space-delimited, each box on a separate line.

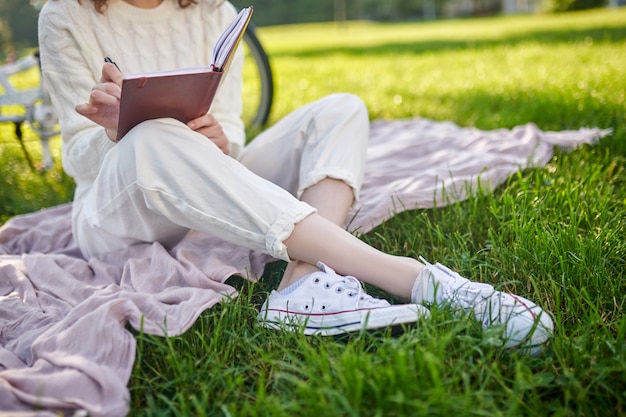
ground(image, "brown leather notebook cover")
xmin=116 ymin=70 xmax=223 ymax=140
xmin=115 ymin=6 xmax=253 ymax=141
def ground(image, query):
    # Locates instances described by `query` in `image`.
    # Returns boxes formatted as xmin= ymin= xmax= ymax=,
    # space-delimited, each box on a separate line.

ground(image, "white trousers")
xmin=74 ymin=93 xmax=369 ymax=261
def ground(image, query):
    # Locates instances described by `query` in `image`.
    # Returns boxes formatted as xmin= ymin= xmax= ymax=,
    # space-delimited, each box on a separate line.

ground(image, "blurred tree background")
xmin=542 ymin=0 xmax=608 ymax=11
xmin=229 ymin=0 xmax=610 ymax=26
xmin=0 ymin=0 xmax=39 ymax=59
xmin=0 ymin=0 xmax=614 ymax=60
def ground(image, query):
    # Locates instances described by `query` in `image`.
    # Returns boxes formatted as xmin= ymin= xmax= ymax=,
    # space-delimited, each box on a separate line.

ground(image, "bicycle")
xmin=0 ymin=52 xmax=58 ymax=170
xmin=0 ymin=23 xmax=274 ymax=170
xmin=242 ymin=22 xmax=274 ymax=133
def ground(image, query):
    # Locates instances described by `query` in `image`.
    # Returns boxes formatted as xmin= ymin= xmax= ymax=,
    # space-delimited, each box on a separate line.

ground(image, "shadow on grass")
xmin=271 ymin=26 xmax=626 ymax=58
xmin=366 ymin=78 xmax=624 ymax=157
xmin=436 ymin=87 xmax=624 ymax=131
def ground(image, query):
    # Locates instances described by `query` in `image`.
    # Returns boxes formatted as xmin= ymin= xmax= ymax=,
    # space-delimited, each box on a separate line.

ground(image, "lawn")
xmin=1 ymin=7 xmax=625 ymax=417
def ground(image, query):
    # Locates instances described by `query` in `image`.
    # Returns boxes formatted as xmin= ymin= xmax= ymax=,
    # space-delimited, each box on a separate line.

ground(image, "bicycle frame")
xmin=0 ymin=53 xmax=58 ymax=170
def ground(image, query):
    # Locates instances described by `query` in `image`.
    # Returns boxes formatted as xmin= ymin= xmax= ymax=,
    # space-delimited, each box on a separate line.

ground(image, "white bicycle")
xmin=0 ymin=24 xmax=274 ymax=170
xmin=0 ymin=52 xmax=58 ymax=170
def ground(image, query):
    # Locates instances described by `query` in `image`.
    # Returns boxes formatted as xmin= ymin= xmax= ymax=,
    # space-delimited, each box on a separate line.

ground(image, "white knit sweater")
xmin=38 ymin=0 xmax=245 ymax=202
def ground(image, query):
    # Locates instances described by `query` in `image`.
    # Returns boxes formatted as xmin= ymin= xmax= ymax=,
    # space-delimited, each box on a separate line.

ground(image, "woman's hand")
xmin=187 ymin=113 xmax=230 ymax=155
xmin=75 ymin=62 xmax=123 ymax=142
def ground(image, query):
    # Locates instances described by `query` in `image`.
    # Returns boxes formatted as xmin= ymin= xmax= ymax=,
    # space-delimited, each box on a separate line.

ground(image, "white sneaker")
xmin=258 ymin=262 xmax=430 ymax=336
xmin=412 ymin=258 xmax=554 ymax=355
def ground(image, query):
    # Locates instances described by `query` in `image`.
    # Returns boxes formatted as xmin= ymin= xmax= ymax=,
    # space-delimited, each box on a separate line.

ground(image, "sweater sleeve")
xmin=38 ymin=2 xmax=116 ymax=186
xmin=38 ymin=0 xmax=247 ymax=184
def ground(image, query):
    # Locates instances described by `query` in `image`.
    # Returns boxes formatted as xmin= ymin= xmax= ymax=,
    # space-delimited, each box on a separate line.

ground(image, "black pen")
xmin=104 ymin=56 xmax=121 ymax=72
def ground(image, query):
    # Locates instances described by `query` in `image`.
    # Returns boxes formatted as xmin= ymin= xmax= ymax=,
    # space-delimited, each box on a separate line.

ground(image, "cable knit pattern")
xmin=38 ymin=0 xmax=245 ymax=201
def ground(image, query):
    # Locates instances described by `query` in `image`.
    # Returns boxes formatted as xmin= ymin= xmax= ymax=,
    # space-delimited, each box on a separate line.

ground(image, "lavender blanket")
xmin=0 ymin=118 xmax=609 ymax=416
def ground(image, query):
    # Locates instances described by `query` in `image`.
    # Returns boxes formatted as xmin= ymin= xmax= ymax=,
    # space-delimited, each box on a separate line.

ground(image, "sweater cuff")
xmin=64 ymin=128 xmax=117 ymax=183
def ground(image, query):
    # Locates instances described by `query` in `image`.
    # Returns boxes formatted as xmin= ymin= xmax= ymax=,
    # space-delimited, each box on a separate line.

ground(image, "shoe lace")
xmin=345 ymin=276 xmax=389 ymax=308
xmin=433 ymin=263 xmax=511 ymax=325
xmin=317 ymin=274 xmax=388 ymax=308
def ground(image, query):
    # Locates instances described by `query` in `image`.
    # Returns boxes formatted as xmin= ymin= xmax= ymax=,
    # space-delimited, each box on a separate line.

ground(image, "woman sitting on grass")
xmin=38 ymin=0 xmax=553 ymax=353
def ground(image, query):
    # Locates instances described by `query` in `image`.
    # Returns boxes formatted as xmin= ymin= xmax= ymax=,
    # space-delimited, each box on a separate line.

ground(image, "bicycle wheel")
xmin=242 ymin=23 xmax=274 ymax=134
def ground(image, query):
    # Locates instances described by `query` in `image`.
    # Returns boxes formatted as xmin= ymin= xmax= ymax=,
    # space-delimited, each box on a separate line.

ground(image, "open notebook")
xmin=115 ymin=6 xmax=253 ymax=141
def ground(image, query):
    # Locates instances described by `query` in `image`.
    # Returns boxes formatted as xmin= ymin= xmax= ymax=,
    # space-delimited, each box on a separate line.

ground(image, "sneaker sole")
xmin=258 ymin=304 xmax=429 ymax=336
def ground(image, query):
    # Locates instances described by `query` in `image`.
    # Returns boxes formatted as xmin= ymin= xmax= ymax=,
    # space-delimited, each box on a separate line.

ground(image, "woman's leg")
xmin=74 ymin=117 xmax=315 ymax=261
xmin=277 ymin=177 xmax=423 ymax=301
xmin=279 ymin=178 xmax=354 ymax=290
xmin=284 ymin=211 xmax=422 ymax=301
xmin=77 ymin=93 xmax=419 ymax=301
xmin=240 ymin=94 xmax=552 ymax=348
xmin=237 ymin=93 xmax=368 ymax=204
xmin=236 ymin=94 xmax=422 ymax=294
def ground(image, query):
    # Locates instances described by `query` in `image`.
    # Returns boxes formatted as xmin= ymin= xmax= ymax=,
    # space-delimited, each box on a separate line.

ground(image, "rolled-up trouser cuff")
xmin=265 ymin=202 xmax=317 ymax=261
xmin=297 ymin=167 xmax=363 ymax=208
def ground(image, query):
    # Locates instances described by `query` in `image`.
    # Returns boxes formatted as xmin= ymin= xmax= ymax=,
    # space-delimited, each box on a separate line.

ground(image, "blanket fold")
xmin=0 ymin=118 xmax=610 ymax=416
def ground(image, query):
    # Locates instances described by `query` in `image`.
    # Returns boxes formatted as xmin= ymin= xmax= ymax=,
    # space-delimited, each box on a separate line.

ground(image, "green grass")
xmin=2 ymin=7 xmax=626 ymax=417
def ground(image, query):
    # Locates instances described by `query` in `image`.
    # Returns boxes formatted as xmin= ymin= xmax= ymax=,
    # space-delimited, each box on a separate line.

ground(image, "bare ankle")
xmin=277 ymin=261 xmax=320 ymax=291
